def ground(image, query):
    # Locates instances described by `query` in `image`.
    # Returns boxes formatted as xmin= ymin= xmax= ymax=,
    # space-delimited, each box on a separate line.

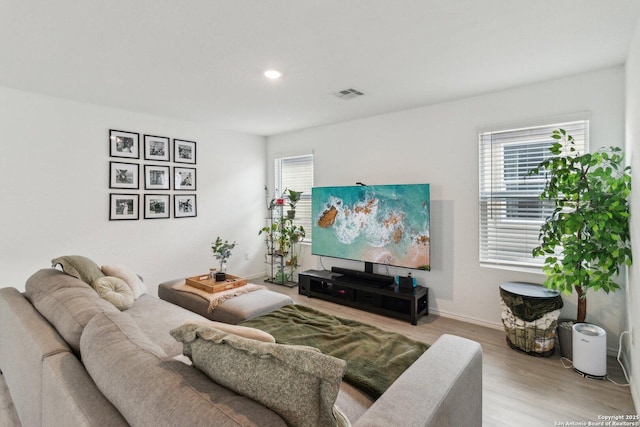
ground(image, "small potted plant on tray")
xmin=211 ymin=236 xmax=237 ymax=281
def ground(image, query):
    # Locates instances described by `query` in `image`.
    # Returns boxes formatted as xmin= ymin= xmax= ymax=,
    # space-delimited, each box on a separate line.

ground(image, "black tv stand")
xmin=330 ymin=266 xmax=393 ymax=288
xmin=299 ymin=269 xmax=428 ymax=325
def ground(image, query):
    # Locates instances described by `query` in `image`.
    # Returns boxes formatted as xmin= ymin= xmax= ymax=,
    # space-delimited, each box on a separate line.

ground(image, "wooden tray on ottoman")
xmin=185 ymin=274 xmax=247 ymax=294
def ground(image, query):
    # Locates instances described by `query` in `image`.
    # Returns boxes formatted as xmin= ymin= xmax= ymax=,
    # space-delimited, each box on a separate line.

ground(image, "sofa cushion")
xmin=101 ymin=264 xmax=147 ymax=298
xmin=25 ymin=269 xmax=119 ymax=353
xmin=91 ymin=276 xmax=134 ymax=311
xmin=125 ymin=294 xmax=209 ymax=357
xmin=42 ymin=351 xmax=129 ymax=426
xmin=171 ymin=322 xmax=346 ymax=427
xmin=52 ymin=255 xmax=105 ymax=284
xmin=81 ymin=311 xmax=287 ymax=427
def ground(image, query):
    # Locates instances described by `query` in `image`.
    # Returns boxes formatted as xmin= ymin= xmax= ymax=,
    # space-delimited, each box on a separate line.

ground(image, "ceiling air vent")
xmin=334 ymin=88 xmax=365 ymax=100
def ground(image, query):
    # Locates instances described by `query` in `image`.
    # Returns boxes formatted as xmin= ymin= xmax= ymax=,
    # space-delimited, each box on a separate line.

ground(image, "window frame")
xmin=478 ymin=119 xmax=589 ymax=270
xmin=273 ymin=153 xmax=314 ymax=242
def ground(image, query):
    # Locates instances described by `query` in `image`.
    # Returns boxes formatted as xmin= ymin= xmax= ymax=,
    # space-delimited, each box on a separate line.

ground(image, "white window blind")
xmin=479 ymin=120 xmax=588 ymax=269
xmin=275 ymin=154 xmax=314 ymax=240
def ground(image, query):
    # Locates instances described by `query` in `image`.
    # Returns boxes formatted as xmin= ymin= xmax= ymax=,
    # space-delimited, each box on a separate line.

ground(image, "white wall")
xmin=625 ymin=16 xmax=640 ymax=413
xmin=267 ymin=67 xmax=627 ymax=349
xmin=0 ymin=86 xmax=267 ymax=295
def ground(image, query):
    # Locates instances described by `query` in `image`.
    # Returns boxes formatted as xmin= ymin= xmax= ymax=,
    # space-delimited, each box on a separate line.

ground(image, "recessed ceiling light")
xmin=264 ymin=69 xmax=283 ymax=79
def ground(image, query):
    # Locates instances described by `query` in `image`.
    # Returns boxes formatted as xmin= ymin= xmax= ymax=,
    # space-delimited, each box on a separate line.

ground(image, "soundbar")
xmin=331 ymin=266 xmax=394 ymax=286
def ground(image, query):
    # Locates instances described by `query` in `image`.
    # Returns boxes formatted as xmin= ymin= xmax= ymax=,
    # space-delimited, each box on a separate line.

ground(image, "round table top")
xmin=500 ymin=281 xmax=560 ymax=299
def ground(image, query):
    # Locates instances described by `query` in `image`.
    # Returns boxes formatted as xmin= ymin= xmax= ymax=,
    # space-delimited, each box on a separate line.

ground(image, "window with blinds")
xmin=479 ymin=120 xmax=588 ymax=269
xmin=275 ymin=154 xmax=314 ymax=241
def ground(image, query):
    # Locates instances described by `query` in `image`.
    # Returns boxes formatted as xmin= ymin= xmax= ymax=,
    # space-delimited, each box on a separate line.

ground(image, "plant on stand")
xmin=285 ymin=188 xmax=303 ymax=219
xmin=286 ymin=222 xmax=305 ymax=283
xmin=260 ymin=186 xmax=279 ymax=260
xmin=264 ymin=185 xmax=277 ymax=211
xmin=259 ymin=216 xmax=305 ymax=284
xmin=260 ymin=187 xmax=306 ymax=285
xmin=211 ymin=236 xmax=237 ymax=281
xmin=529 ymin=128 xmax=632 ymax=356
xmin=259 ymin=223 xmax=276 ymax=259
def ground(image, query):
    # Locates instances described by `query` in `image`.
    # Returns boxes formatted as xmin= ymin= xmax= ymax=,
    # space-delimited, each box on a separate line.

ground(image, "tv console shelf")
xmin=298 ymin=269 xmax=428 ymax=325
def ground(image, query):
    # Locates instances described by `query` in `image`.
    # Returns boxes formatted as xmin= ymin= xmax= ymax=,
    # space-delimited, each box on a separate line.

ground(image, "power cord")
xmin=560 ymin=356 xmax=573 ymax=369
xmin=609 ymin=331 xmax=630 ymax=387
xmin=319 ymin=257 xmax=328 ymax=272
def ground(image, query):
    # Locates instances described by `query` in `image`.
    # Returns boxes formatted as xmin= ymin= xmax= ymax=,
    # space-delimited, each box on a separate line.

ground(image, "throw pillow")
xmin=170 ymin=323 xmax=347 ymax=427
xmin=180 ymin=320 xmax=276 ymax=343
xmin=51 ymin=255 xmax=105 ymax=285
xmin=101 ymin=264 xmax=147 ymax=299
xmin=91 ymin=276 xmax=134 ymax=311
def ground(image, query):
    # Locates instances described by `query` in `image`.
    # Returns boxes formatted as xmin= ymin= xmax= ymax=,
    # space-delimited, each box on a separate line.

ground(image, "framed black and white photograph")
xmin=109 ymin=129 xmax=140 ymax=159
xmin=144 ymin=194 xmax=170 ymax=219
xmin=109 ymin=161 xmax=139 ymax=189
xmin=144 ymin=165 xmax=170 ymax=190
xmin=144 ymin=135 xmax=170 ymax=162
xmin=174 ymin=166 xmax=196 ymax=191
xmin=109 ymin=194 xmax=139 ymax=220
xmin=174 ymin=194 xmax=197 ymax=218
xmin=174 ymin=139 xmax=196 ymax=164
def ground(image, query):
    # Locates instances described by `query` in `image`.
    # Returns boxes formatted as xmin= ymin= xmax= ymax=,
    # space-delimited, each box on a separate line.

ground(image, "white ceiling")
xmin=2 ymin=1 xmax=640 ymax=136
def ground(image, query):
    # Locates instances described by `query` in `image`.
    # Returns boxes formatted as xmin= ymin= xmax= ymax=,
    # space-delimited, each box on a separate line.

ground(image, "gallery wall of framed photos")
xmin=108 ymin=129 xmax=197 ymax=221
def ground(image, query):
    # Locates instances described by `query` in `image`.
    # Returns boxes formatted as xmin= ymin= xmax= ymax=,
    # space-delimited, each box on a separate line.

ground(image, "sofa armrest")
xmin=0 ymin=287 xmax=70 ymax=427
xmin=353 ymin=334 xmax=482 ymax=427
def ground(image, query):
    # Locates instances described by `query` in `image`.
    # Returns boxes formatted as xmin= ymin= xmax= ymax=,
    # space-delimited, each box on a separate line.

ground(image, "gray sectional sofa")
xmin=0 ymin=268 xmax=483 ymax=426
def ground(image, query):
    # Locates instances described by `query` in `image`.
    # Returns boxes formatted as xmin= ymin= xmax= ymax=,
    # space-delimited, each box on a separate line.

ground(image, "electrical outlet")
xmin=244 ymin=252 xmax=249 ymax=261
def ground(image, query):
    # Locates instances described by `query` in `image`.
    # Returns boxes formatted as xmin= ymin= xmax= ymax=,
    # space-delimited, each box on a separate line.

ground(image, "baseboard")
xmin=432 ymin=308 xmax=625 ymax=356
xmin=626 ymin=351 xmax=639 ymax=417
xmin=619 ymin=348 xmax=632 ymax=380
xmin=245 ymin=272 xmax=269 ymax=281
xmin=429 ymin=307 xmax=503 ymax=331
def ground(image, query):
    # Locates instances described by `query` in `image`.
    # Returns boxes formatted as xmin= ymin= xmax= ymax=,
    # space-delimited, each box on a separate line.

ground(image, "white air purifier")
xmin=572 ymin=323 xmax=607 ymax=379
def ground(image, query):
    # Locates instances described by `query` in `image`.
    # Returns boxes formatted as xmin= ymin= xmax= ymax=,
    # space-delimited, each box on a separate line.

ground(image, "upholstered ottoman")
xmin=158 ymin=279 xmax=293 ymax=324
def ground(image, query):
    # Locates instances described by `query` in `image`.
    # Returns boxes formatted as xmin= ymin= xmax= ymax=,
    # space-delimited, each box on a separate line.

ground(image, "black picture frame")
xmin=144 ymin=135 xmax=170 ymax=162
xmin=144 ymin=165 xmax=170 ymax=190
xmin=109 ymin=129 xmax=140 ymax=159
xmin=174 ymin=139 xmax=196 ymax=164
xmin=109 ymin=161 xmax=139 ymax=189
xmin=174 ymin=194 xmax=197 ymax=218
xmin=144 ymin=194 xmax=170 ymax=219
xmin=109 ymin=194 xmax=139 ymax=220
xmin=173 ymin=166 xmax=196 ymax=191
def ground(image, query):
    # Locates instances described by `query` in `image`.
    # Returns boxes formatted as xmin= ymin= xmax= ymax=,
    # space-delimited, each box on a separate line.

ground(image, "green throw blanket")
xmin=242 ymin=304 xmax=428 ymax=399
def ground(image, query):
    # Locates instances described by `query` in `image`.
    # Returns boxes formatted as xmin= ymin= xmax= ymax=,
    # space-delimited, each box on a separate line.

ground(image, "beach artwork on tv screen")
xmin=312 ymin=184 xmax=430 ymax=270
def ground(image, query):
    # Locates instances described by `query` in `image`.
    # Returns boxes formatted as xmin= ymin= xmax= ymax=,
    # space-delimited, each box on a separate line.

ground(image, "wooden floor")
xmin=0 ymin=281 xmax=636 ymax=426
xmin=265 ymin=281 xmax=636 ymax=426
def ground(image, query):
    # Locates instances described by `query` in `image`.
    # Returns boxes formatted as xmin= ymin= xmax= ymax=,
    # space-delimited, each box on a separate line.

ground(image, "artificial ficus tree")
xmin=530 ymin=129 xmax=632 ymax=323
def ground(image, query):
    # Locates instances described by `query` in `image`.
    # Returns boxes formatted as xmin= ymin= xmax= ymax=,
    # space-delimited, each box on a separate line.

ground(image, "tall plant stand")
xmin=264 ymin=204 xmax=297 ymax=288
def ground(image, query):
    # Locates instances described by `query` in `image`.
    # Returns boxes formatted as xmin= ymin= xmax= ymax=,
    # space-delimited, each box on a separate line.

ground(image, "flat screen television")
xmin=312 ymin=184 xmax=430 ymax=272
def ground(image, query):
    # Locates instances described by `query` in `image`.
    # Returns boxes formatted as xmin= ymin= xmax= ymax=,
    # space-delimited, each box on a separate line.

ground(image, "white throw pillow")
xmin=91 ymin=276 xmax=134 ymax=311
xmin=181 ymin=320 xmax=276 ymax=343
xmin=101 ymin=264 xmax=147 ymax=299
